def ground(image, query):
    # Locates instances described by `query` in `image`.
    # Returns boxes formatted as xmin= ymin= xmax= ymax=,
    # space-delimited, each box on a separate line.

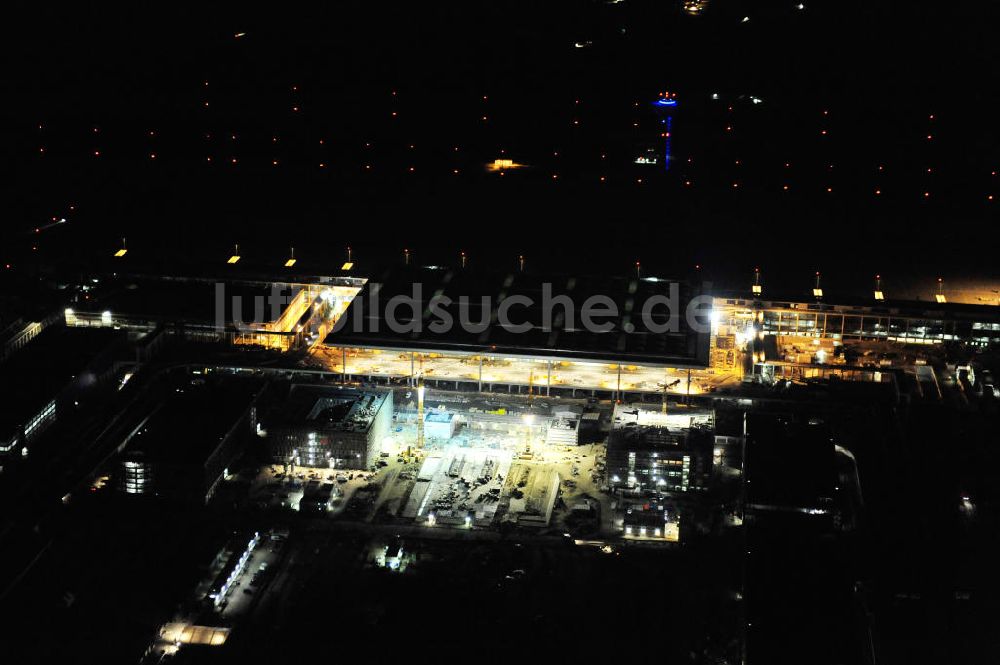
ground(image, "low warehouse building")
xmin=424 ymin=410 xmax=457 ymax=440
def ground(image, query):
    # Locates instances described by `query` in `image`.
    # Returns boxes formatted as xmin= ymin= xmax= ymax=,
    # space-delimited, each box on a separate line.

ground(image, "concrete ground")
xmin=306 ymin=345 xmax=742 ymax=396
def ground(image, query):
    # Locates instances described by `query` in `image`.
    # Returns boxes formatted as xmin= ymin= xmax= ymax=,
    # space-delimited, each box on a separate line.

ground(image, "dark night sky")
xmin=3 ymin=1 xmax=999 ymax=288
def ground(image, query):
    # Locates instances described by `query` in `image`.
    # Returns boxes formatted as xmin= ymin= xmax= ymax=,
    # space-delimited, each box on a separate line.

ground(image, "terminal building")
xmin=713 ymin=282 xmax=1000 ymax=365
xmin=64 ymin=274 xmax=363 ymax=351
xmin=260 ymin=384 xmax=392 ymax=470
xmin=71 ymin=265 xmax=1000 ymax=401
xmin=719 ymin=294 xmax=1000 ymax=346
xmin=322 ymin=265 xmax=713 ymax=400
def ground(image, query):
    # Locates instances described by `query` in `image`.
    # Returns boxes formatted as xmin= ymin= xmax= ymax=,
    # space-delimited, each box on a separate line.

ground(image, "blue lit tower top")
xmin=653 ymin=91 xmax=679 ymax=108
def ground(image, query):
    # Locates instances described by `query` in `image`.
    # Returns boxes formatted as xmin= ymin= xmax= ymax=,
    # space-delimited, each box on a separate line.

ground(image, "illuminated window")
xmin=25 ymin=400 xmax=56 ymax=441
xmin=0 ymin=435 xmax=19 ymax=453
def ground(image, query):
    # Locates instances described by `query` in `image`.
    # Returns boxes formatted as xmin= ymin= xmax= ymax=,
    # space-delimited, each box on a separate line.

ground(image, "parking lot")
xmin=216 ymin=533 xmax=285 ymax=620
xmin=248 ymin=465 xmax=378 ymax=515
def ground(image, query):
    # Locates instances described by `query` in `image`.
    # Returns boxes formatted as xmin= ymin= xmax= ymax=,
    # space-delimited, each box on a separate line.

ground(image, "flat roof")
xmin=0 ymin=325 xmax=123 ymax=438
xmin=713 ymin=407 xmax=745 ymax=438
xmin=745 ymin=413 xmax=836 ymax=511
xmin=98 ymin=252 xmax=366 ymax=289
xmin=303 ymin=481 xmax=335 ymax=500
xmin=264 ymin=383 xmax=390 ymax=432
xmin=548 ymin=417 xmax=580 ymax=431
xmin=73 ymin=277 xmax=304 ymax=327
xmin=324 ymin=266 xmax=711 ymax=366
xmin=608 ymin=425 xmax=689 ymax=452
xmin=716 ymin=288 xmax=1000 ymax=323
xmin=128 ymin=376 xmax=265 ymax=462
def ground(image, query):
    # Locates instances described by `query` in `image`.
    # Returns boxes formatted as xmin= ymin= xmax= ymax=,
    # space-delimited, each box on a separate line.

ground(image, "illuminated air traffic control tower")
xmin=652 ymin=91 xmax=678 ymax=172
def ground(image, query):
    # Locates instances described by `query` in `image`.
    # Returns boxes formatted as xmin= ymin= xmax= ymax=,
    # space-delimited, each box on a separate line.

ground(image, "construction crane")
xmin=657 ymin=377 xmax=682 ymax=414
xmin=521 ymin=414 xmax=535 ymax=459
xmin=416 ymin=378 xmax=425 ymax=450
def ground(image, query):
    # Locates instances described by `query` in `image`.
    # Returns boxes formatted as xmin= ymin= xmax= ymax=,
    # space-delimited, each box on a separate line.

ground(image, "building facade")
xmin=607 ymin=425 xmax=713 ymax=493
xmin=262 ymin=384 xmax=392 ymax=470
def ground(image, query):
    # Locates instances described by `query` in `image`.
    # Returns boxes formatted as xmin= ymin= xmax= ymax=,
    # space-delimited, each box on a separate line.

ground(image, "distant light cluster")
xmin=28 ymin=84 xmax=998 ymax=206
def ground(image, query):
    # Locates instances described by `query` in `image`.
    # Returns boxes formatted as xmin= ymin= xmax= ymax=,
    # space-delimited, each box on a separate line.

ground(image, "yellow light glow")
xmin=114 ymin=248 xmax=128 ymax=258
xmin=751 ymin=284 xmax=762 ymax=295
xmin=874 ymin=290 xmax=884 ymax=300
xmin=341 ymin=262 xmax=354 ymax=270
xmin=486 ymin=158 xmax=525 ymax=172
xmin=935 ymin=294 xmax=947 ymax=303
xmin=812 ymin=288 xmax=824 ymax=297
xmin=664 ymin=521 xmax=680 ymax=542
xmin=227 ymin=255 xmax=241 ymax=264
xmin=161 ymin=623 xmax=230 ymax=647
xmin=284 ymin=258 xmax=297 ymax=267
